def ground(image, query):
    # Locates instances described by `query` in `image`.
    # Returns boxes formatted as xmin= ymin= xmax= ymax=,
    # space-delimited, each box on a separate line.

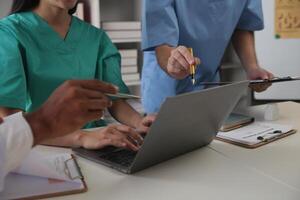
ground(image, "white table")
xmin=42 ymin=102 xmax=300 ymax=200
xmin=210 ymin=102 xmax=300 ymax=192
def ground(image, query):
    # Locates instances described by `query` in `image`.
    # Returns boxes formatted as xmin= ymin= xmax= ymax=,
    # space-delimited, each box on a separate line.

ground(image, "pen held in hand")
xmin=105 ymin=93 xmax=141 ymax=99
xmin=188 ymin=48 xmax=196 ymax=85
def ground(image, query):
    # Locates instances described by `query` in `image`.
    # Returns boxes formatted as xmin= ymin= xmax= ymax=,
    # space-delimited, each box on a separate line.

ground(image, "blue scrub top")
xmin=141 ymin=0 xmax=264 ymax=113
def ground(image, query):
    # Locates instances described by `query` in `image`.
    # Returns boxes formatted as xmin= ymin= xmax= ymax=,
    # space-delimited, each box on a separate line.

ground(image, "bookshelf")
xmin=77 ymin=0 xmax=142 ymax=95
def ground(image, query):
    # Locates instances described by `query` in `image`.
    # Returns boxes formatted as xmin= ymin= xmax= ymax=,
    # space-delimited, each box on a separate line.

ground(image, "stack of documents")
xmin=102 ymin=21 xmax=142 ymax=43
xmin=119 ymin=49 xmax=140 ymax=85
xmin=0 ymin=149 xmax=86 ymax=199
xmin=217 ymin=122 xmax=295 ymax=146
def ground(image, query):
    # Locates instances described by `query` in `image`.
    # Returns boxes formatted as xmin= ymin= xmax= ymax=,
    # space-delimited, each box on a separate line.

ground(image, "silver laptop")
xmin=73 ymin=81 xmax=249 ymax=174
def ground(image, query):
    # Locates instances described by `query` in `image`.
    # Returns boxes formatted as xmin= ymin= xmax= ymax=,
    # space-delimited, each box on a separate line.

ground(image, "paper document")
xmin=217 ymin=122 xmax=293 ymax=145
xmin=13 ymin=149 xmax=81 ymax=183
xmin=0 ymin=149 xmax=86 ymax=200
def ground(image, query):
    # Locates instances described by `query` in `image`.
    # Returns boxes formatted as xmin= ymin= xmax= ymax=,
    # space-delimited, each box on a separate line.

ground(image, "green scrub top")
xmin=0 ymin=12 xmax=129 ymax=128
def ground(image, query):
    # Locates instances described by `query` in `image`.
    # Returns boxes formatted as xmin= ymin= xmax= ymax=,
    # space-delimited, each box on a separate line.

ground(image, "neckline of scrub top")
xmin=19 ymin=12 xmax=82 ymax=53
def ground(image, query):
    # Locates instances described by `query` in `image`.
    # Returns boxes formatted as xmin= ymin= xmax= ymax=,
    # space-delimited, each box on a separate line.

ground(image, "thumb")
xmin=262 ymin=74 xmax=269 ymax=80
xmin=195 ymin=57 xmax=201 ymax=65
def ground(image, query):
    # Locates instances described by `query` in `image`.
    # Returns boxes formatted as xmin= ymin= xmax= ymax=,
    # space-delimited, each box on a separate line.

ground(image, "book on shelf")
xmin=121 ymin=65 xmax=138 ymax=74
xmin=122 ymin=57 xmax=137 ymax=66
xmin=119 ymin=49 xmax=138 ymax=58
xmin=121 ymin=66 xmax=138 ymax=74
xmin=122 ymin=73 xmax=140 ymax=82
xmin=106 ymin=30 xmax=141 ymax=39
xmin=111 ymin=38 xmax=142 ymax=43
xmin=102 ymin=21 xmax=141 ymax=31
xmin=124 ymin=80 xmax=141 ymax=86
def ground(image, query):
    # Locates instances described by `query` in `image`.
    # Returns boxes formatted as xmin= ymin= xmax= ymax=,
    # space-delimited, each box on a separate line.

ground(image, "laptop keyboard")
xmin=98 ymin=147 xmax=137 ymax=168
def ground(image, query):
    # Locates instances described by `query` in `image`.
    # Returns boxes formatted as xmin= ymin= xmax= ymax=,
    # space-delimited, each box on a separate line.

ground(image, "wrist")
xmin=24 ymin=111 xmax=52 ymax=145
xmin=73 ymin=130 xmax=85 ymax=148
xmin=133 ymin=115 xmax=144 ymax=129
xmin=244 ymin=63 xmax=260 ymax=72
xmin=155 ymin=45 xmax=174 ymax=71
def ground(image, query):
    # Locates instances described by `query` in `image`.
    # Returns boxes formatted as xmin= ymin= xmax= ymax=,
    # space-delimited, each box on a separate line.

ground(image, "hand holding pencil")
xmin=164 ymin=46 xmax=201 ymax=80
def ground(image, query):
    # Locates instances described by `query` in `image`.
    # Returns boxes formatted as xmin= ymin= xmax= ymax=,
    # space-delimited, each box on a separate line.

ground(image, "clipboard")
xmin=216 ymin=122 xmax=297 ymax=149
xmin=220 ymin=113 xmax=255 ymax=132
xmin=198 ymin=76 xmax=300 ymax=86
xmin=216 ymin=129 xmax=297 ymax=149
xmin=0 ymin=154 xmax=87 ymax=200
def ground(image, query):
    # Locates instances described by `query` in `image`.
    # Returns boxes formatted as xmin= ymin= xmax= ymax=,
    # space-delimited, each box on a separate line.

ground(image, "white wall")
xmin=0 ymin=0 xmax=12 ymax=18
xmin=254 ymin=0 xmax=300 ymax=100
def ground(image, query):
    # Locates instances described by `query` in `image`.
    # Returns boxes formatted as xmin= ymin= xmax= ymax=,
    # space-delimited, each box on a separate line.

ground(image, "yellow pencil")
xmin=188 ymin=48 xmax=196 ymax=85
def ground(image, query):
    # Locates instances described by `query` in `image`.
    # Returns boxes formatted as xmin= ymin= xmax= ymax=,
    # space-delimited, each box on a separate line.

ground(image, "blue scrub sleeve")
xmin=236 ymin=0 xmax=264 ymax=31
xmin=96 ymin=32 xmax=129 ymax=95
xmin=142 ymin=0 xmax=179 ymax=51
xmin=0 ymin=26 xmax=27 ymax=110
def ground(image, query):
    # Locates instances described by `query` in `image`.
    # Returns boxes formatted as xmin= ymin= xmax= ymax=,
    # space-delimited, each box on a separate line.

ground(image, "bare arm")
xmin=232 ymin=30 xmax=273 ymax=79
xmin=0 ymin=106 xmax=82 ymax=147
xmin=0 ymin=107 xmax=22 ymax=118
xmin=232 ymin=30 xmax=274 ymax=92
xmin=41 ymin=130 xmax=83 ymax=147
xmin=109 ymin=99 xmax=143 ymax=129
xmin=232 ymin=30 xmax=259 ymax=72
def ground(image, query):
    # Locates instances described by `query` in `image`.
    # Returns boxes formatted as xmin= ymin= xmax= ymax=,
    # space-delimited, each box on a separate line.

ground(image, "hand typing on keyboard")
xmin=77 ymin=124 xmax=144 ymax=151
xmin=135 ymin=114 xmax=156 ymax=134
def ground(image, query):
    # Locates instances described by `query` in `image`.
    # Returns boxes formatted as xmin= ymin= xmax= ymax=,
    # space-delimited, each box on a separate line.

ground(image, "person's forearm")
xmin=155 ymin=45 xmax=174 ymax=73
xmin=41 ymin=130 xmax=83 ymax=147
xmin=26 ymin=110 xmax=84 ymax=147
xmin=109 ymin=100 xmax=143 ymax=129
xmin=24 ymin=111 xmax=51 ymax=145
xmin=232 ymin=30 xmax=259 ymax=71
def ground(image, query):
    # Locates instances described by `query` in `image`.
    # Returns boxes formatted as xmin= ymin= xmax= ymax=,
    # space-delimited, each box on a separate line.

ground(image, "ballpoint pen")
xmin=188 ymin=48 xmax=196 ymax=85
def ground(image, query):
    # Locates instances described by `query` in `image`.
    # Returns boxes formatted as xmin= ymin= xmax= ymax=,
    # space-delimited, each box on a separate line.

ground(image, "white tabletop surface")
xmin=210 ymin=102 xmax=300 ymax=192
xmin=38 ymin=102 xmax=300 ymax=200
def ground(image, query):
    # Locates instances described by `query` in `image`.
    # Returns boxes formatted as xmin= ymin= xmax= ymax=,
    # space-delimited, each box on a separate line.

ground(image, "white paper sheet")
xmin=0 ymin=149 xmax=85 ymax=199
xmin=13 ymin=149 xmax=80 ymax=183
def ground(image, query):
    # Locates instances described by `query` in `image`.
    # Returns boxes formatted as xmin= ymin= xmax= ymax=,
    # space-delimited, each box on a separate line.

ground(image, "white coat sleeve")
xmin=0 ymin=112 xmax=33 ymax=192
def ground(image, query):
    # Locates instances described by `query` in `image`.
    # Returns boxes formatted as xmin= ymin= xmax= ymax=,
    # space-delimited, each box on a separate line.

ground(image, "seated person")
xmin=0 ymin=80 xmax=139 ymax=192
xmin=0 ymin=0 xmax=155 ymax=150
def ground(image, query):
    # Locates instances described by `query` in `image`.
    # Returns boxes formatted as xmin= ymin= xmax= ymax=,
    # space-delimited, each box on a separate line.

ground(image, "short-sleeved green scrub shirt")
xmin=0 ymin=12 xmax=129 ymax=128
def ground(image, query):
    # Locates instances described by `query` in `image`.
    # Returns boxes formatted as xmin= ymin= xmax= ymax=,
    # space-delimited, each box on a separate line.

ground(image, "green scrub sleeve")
xmin=0 ymin=26 xmax=27 ymax=110
xmin=96 ymin=32 xmax=129 ymax=95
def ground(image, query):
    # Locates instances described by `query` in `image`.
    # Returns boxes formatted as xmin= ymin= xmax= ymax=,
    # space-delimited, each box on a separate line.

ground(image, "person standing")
xmin=0 ymin=0 xmax=155 ymax=149
xmin=141 ymin=0 xmax=274 ymax=113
